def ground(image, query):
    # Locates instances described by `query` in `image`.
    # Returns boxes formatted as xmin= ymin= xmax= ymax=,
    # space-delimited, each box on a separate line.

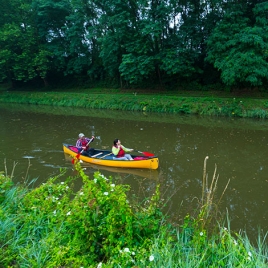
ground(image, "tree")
xmin=206 ymin=1 xmax=268 ymax=87
xmin=0 ymin=0 xmax=53 ymax=86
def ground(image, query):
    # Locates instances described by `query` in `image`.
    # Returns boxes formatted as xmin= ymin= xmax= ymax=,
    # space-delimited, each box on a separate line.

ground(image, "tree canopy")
xmin=0 ymin=0 xmax=267 ymax=89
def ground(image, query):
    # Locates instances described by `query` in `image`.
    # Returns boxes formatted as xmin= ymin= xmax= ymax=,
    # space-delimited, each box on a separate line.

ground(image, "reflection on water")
xmin=0 ymin=103 xmax=268 ymax=242
xmin=64 ymin=153 xmax=159 ymax=180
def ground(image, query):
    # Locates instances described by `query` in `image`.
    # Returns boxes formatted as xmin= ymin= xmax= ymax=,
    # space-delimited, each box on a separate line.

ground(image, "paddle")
xmin=72 ymin=137 xmax=94 ymax=164
xmin=135 ymin=150 xmax=155 ymax=157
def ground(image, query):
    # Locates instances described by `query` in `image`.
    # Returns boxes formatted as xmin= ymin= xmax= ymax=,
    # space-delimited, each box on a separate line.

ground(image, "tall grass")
xmin=1 ymin=91 xmax=268 ymax=118
xmin=128 ymin=157 xmax=267 ymax=268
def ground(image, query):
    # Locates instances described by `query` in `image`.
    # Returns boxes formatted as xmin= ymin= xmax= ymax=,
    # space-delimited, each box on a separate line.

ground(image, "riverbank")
xmin=1 ymin=161 xmax=267 ymax=267
xmin=1 ymin=88 xmax=268 ymax=118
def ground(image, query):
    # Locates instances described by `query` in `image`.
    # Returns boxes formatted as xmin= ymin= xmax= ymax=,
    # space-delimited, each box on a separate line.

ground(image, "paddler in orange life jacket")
xmin=76 ymin=133 xmax=95 ymax=156
xmin=112 ymin=138 xmax=134 ymax=160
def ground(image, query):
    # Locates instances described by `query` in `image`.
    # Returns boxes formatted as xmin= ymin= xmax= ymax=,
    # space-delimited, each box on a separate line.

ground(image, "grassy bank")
xmin=1 ymin=89 xmax=268 ymax=118
xmin=0 ymin=159 xmax=267 ymax=267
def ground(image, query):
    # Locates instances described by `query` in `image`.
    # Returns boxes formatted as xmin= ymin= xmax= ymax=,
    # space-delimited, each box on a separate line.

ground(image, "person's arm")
xmin=84 ymin=136 xmax=95 ymax=149
xmin=121 ymin=145 xmax=133 ymax=153
xmin=112 ymin=146 xmax=120 ymax=156
xmin=86 ymin=136 xmax=95 ymax=143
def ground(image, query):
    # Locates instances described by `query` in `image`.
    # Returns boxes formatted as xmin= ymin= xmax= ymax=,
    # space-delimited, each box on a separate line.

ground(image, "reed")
xmin=3 ymin=158 xmax=18 ymax=179
xmin=199 ymin=156 xmax=230 ymax=230
xmin=132 ymin=157 xmax=267 ymax=268
xmin=135 ymin=219 xmax=268 ymax=268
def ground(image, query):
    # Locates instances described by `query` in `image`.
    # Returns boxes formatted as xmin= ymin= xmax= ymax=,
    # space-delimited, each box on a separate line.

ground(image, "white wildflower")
xmin=200 ymin=232 xmax=204 ymax=236
xmin=53 ymin=210 xmax=57 ymax=215
xmin=100 ymin=174 xmax=108 ymax=180
xmin=94 ymin=178 xmax=97 ymax=183
xmin=58 ymin=202 xmax=61 ymax=205
xmin=79 ymin=192 xmax=84 ymax=195
xmin=111 ymin=184 xmax=115 ymax=187
xmin=104 ymin=192 xmax=108 ymax=196
xmin=124 ymin=248 xmax=130 ymax=253
xmin=61 ymin=182 xmax=64 ymax=184
xmin=97 ymin=262 xmax=102 ymax=268
xmin=66 ymin=186 xmax=69 ymax=189
xmin=233 ymin=240 xmax=238 ymax=246
xmin=248 ymin=251 xmax=252 ymax=257
xmin=132 ymin=252 xmax=135 ymax=255
xmin=149 ymin=255 xmax=154 ymax=261
xmin=66 ymin=211 xmax=71 ymax=216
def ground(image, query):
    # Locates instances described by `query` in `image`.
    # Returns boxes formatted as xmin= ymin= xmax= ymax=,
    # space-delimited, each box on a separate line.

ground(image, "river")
xmin=1 ymin=103 xmax=267 ymax=241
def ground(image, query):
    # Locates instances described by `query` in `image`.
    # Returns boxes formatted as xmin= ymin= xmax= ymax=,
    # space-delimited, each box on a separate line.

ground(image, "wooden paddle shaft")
xmin=80 ymin=137 xmax=94 ymax=154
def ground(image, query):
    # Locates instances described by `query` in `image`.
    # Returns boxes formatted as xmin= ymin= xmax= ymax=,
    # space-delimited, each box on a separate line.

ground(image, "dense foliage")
xmin=0 ymin=161 xmax=267 ymax=267
xmin=0 ymin=163 xmax=164 ymax=267
xmin=0 ymin=0 xmax=267 ymax=90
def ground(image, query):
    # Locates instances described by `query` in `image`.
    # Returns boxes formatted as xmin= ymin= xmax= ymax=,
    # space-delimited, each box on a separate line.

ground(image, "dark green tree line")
xmin=0 ymin=0 xmax=267 ymax=89
xmin=206 ymin=1 xmax=268 ymax=87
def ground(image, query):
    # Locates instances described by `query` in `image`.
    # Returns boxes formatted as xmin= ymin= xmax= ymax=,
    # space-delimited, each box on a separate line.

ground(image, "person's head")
xmin=113 ymin=138 xmax=120 ymax=146
xmin=79 ymin=133 xmax=85 ymax=139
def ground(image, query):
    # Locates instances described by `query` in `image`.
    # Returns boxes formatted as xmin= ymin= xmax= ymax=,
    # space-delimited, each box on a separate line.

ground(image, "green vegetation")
xmin=2 ymin=90 xmax=268 ymax=118
xmin=0 ymin=158 xmax=267 ymax=267
xmin=0 ymin=0 xmax=267 ymax=90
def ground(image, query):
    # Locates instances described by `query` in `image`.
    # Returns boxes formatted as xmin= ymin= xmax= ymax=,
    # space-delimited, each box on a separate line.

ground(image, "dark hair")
xmin=113 ymin=138 xmax=119 ymax=146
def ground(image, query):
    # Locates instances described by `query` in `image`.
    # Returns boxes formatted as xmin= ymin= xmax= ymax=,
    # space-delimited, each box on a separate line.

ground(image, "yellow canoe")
xmin=64 ymin=154 xmax=159 ymax=179
xmin=63 ymin=143 xmax=159 ymax=169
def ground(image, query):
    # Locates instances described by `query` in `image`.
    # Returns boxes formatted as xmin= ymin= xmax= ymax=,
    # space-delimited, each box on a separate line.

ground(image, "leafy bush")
xmin=0 ymin=163 xmax=163 ymax=267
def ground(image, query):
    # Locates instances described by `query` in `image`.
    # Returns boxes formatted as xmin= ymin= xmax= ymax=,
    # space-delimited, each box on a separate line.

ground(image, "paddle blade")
xmin=72 ymin=153 xmax=81 ymax=164
xmin=142 ymin=151 xmax=155 ymax=157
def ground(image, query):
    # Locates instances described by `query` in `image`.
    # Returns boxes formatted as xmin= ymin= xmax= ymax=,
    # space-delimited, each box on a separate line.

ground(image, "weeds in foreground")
xmin=198 ymin=156 xmax=230 ymax=230
xmin=0 ymin=158 xmax=267 ymax=267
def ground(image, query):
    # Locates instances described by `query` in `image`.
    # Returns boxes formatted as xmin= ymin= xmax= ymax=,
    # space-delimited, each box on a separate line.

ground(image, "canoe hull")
xmin=63 ymin=144 xmax=159 ymax=169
